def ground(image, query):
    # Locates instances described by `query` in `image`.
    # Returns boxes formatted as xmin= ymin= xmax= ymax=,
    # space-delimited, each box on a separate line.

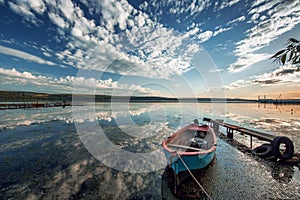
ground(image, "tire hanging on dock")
xmin=252 ymin=143 xmax=273 ymax=158
xmin=271 ymin=136 xmax=294 ymax=160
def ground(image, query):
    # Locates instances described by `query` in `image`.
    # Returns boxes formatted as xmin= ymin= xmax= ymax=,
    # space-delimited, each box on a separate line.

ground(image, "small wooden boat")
xmin=162 ymin=119 xmax=217 ymax=175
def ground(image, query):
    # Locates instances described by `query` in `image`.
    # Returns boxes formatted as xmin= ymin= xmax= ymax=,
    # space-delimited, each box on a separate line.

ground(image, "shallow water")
xmin=0 ymin=102 xmax=299 ymax=199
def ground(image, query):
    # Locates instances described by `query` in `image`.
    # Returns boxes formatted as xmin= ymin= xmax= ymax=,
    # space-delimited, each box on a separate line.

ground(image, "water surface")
xmin=0 ymin=102 xmax=299 ymax=199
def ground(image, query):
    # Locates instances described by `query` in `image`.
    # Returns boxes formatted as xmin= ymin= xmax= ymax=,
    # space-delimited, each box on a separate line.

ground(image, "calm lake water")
xmin=0 ymin=102 xmax=299 ymax=199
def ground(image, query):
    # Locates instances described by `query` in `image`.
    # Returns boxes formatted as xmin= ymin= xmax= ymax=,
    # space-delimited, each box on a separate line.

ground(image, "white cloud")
xmin=228 ymin=0 xmax=300 ymax=72
xmin=8 ymin=1 xmax=36 ymax=19
xmin=249 ymin=0 xmax=281 ymax=15
xmin=220 ymin=0 xmax=241 ymax=9
xmin=186 ymin=21 xmax=232 ymax=43
xmin=213 ymin=27 xmax=232 ymax=36
xmin=7 ymin=0 xmax=45 ymax=25
xmin=58 ymin=0 xmax=75 ymax=22
xmin=250 ymin=13 xmax=260 ymax=23
xmin=10 ymin=0 xmax=200 ymax=79
xmin=188 ymin=0 xmax=211 ymax=16
xmin=0 ymin=45 xmax=56 ymax=66
xmin=224 ymin=64 xmax=300 ymax=91
xmin=48 ymin=12 xmax=68 ymax=29
xmin=26 ymin=0 xmax=46 ymax=14
xmin=0 ymin=67 xmax=162 ymax=96
xmin=2 ymin=0 xmax=213 ymax=79
xmin=0 ymin=67 xmax=48 ymax=88
xmin=222 ymin=79 xmax=252 ymax=90
xmin=228 ymin=53 xmax=270 ymax=72
xmin=227 ymin=16 xmax=246 ymax=25
xmin=185 ymin=27 xmax=200 ymax=38
xmin=52 ymin=7 xmax=198 ymax=78
xmin=198 ymin=31 xmax=213 ymax=42
xmin=90 ymin=0 xmax=134 ymax=33
xmin=254 ymin=64 xmax=300 ymax=85
xmin=135 ymin=0 xmax=211 ymax=28
xmin=135 ymin=13 xmax=146 ymax=27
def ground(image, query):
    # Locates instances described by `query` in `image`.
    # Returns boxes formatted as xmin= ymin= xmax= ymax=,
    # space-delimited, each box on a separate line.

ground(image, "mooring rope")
xmin=175 ymin=151 xmax=212 ymax=200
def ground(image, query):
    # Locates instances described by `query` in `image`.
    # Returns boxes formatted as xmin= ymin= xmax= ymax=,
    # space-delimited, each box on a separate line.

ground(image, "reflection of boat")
xmin=161 ymin=119 xmax=217 ymax=174
xmin=161 ymin=157 xmax=217 ymax=200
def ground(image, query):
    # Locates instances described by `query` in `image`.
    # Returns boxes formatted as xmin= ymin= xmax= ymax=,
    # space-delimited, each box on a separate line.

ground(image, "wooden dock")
xmin=203 ymin=117 xmax=299 ymax=164
xmin=219 ymin=122 xmax=276 ymax=148
xmin=0 ymin=102 xmax=71 ymax=110
xmin=204 ymin=117 xmax=277 ymax=148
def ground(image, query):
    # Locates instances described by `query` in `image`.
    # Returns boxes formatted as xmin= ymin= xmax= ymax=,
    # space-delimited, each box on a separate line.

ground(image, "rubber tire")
xmin=252 ymin=143 xmax=273 ymax=158
xmin=272 ymin=136 xmax=294 ymax=160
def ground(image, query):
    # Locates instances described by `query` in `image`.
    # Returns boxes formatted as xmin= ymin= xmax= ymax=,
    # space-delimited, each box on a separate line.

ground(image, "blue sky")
xmin=0 ymin=0 xmax=300 ymax=99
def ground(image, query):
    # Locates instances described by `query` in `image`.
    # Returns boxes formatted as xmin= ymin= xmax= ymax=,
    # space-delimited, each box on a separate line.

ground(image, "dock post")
xmin=227 ymin=128 xmax=233 ymax=139
xmin=250 ymin=136 xmax=253 ymax=149
xmin=212 ymin=122 xmax=219 ymax=133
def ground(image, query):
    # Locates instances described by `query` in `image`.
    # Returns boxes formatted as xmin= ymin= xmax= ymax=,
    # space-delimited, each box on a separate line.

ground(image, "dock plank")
xmin=215 ymin=121 xmax=276 ymax=142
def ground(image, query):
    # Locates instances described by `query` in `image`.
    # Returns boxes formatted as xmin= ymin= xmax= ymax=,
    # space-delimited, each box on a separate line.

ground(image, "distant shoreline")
xmin=0 ymin=90 xmax=255 ymax=103
xmin=1 ymin=90 xmax=300 ymax=104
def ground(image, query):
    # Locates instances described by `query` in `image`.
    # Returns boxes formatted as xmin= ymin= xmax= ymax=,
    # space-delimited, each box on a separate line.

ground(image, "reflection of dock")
xmin=259 ymin=100 xmax=300 ymax=105
xmin=258 ymin=95 xmax=300 ymax=105
xmin=0 ymin=102 xmax=71 ymax=110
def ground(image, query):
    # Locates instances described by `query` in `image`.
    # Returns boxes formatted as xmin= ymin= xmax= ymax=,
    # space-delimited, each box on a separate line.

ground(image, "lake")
xmin=0 ymin=102 xmax=299 ymax=199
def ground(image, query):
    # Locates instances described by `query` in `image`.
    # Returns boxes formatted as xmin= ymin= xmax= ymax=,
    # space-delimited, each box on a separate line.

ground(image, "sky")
xmin=0 ymin=0 xmax=300 ymax=99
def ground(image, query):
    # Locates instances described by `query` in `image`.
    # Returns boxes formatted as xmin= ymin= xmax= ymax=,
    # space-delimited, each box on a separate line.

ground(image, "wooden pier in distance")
xmin=0 ymin=102 xmax=71 ymax=110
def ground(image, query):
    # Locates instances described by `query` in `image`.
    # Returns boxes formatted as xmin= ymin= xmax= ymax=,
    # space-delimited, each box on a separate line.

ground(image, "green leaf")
xmin=287 ymin=44 xmax=293 ymax=49
xmin=288 ymin=51 xmax=294 ymax=61
xmin=281 ymin=54 xmax=286 ymax=65
xmin=292 ymin=55 xmax=300 ymax=64
xmin=270 ymin=49 xmax=286 ymax=59
xmin=289 ymin=38 xmax=299 ymax=43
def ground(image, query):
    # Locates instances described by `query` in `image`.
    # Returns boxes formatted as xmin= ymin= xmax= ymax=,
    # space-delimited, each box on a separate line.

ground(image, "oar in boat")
xmin=167 ymin=143 xmax=203 ymax=151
